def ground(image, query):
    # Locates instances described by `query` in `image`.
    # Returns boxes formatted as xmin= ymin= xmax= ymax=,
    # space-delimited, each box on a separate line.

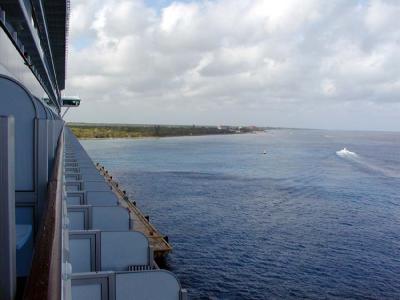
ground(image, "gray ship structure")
xmin=0 ymin=1 xmax=187 ymax=299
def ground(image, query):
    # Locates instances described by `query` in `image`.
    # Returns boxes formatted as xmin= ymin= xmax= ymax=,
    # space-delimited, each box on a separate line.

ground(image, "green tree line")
xmin=67 ymin=124 xmax=260 ymax=139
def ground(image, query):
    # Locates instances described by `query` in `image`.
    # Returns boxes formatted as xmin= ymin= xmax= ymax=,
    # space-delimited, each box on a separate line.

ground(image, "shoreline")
xmin=76 ymin=132 xmax=259 ymax=140
xmin=68 ymin=123 xmax=265 ymax=139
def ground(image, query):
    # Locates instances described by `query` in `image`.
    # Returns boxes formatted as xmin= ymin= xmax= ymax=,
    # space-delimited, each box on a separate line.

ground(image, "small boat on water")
xmin=336 ymin=147 xmax=358 ymax=157
xmin=340 ymin=147 xmax=352 ymax=154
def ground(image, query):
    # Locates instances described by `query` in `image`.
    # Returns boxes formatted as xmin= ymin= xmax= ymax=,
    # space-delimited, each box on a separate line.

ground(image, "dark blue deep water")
xmin=81 ymin=129 xmax=400 ymax=299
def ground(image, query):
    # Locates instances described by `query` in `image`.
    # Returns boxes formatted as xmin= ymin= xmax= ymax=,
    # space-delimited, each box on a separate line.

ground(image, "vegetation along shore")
xmin=68 ymin=122 xmax=266 ymax=139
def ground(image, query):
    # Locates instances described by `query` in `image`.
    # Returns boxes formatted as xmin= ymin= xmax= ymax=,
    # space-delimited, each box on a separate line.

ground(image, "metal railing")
xmin=23 ymin=127 xmax=64 ymax=300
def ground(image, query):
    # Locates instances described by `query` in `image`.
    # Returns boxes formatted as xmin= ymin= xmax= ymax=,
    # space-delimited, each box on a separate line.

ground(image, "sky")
xmin=64 ymin=0 xmax=400 ymax=131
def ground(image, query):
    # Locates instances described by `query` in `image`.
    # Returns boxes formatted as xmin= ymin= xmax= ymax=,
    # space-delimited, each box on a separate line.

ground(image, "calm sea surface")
xmin=81 ymin=129 xmax=400 ymax=299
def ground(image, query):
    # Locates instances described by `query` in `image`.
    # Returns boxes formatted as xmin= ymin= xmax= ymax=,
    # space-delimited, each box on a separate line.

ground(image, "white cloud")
xmin=65 ymin=0 xmax=400 ymax=131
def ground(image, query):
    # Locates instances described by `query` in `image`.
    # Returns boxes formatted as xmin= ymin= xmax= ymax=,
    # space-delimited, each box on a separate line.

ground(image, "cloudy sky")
xmin=65 ymin=0 xmax=400 ymax=131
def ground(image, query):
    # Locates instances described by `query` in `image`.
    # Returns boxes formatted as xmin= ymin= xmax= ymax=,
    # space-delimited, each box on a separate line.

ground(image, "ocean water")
xmin=80 ymin=129 xmax=400 ymax=299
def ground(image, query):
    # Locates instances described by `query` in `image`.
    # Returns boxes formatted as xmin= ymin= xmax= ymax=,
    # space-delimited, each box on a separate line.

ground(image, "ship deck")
xmin=96 ymin=164 xmax=173 ymax=257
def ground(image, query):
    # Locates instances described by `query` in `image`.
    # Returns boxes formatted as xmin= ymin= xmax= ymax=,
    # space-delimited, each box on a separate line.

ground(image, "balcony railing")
xmin=23 ymin=127 xmax=64 ymax=300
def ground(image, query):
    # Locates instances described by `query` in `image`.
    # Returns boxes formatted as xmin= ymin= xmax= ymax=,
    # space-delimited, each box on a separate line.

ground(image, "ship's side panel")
xmin=0 ymin=8 xmax=65 ymax=292
xmin=0 ymin=25 xmax=49 ymax=100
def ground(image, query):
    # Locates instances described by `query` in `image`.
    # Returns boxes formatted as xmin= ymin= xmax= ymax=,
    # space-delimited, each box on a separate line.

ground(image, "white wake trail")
xmin=336 ymin=148 xmax=400 ymax=178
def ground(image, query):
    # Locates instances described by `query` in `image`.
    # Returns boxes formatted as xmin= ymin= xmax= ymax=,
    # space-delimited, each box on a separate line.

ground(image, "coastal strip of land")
xmin=68 ymin=122 xmax=266 ymax=139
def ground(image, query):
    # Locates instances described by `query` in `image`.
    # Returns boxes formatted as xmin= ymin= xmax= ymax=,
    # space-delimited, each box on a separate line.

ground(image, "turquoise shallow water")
xmin=81 ymin=129 xmax=400 ymax=299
